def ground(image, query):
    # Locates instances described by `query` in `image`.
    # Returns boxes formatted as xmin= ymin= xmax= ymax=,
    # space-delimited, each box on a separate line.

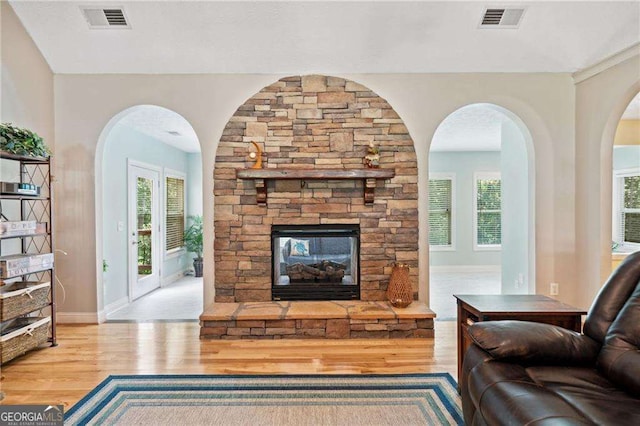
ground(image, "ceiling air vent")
xmin=480 ymin=7 xmax=525 ymax=28
xmin=81 ymin=6 xmax=131 ymax=29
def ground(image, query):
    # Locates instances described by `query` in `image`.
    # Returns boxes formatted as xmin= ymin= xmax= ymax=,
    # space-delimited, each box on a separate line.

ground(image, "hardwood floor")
xmin=0 ymin=320 xmax=457 ymax=409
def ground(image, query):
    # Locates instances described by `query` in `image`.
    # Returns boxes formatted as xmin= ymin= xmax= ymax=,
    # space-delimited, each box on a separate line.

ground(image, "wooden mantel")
xmin=236 ymin=168 xmax=395 ymax=205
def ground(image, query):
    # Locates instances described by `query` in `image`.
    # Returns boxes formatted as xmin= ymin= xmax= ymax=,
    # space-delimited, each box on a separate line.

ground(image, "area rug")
xmin=65 ymin=374 xmax=463 ymax=425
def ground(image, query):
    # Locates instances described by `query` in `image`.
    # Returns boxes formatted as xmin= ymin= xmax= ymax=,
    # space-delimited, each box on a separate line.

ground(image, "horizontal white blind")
xmin=476 ymin=178 xmax=501 ymax=246
xmin=429 ymin=179 xmax=452 ymax=246
xmin=623 ymin=175 xmax=640 ymax=244
xmin=166 ymin=176 xmax=185 ymax=251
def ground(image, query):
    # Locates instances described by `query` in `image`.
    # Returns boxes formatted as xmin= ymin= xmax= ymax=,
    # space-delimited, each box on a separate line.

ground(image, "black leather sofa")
xmin=460 ymin=251 xmax=640 ymax=425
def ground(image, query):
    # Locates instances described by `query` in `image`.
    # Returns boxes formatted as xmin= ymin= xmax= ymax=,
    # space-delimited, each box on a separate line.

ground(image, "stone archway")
xmin=213 ymin=75 xmax=419 ymax=303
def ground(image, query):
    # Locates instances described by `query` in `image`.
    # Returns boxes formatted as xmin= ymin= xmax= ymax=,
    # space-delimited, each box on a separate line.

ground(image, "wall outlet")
xmin=550 ymin=282 xmax=559 ymax=296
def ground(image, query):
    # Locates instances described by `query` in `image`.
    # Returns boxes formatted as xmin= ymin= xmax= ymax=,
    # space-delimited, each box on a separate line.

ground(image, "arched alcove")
xmin=428 ymin=103 xmax=536 ymax=318
xmin=94 ymin=105 xmax=203 ymax=319
xmin=606 ymin=91 xmax=640 ymax=274
xmin=213 ymin=75 xmax=419 ymax=303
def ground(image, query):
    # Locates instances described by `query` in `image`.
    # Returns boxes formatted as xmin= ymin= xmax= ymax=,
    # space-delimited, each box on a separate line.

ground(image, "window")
xmin=613 ymin=169 xmax=640 ymax=249
xmin=474 ymin=173 xmax=501 ymax=250
xmin=165 ymin=171 xmax=186 ymax=254
xmin=429 ymin=174 xmax=455 ymax=250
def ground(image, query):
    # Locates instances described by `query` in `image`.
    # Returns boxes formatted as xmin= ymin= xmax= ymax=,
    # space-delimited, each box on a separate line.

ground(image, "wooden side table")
xmin=454 ymin=294 xmax=587 ymax=382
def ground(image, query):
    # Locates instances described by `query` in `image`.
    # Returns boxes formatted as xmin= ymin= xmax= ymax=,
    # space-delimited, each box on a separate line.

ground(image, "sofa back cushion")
xmin=597 ymin=278 xmax=640 ymax=397
xmin=583 ymin=251 xmax=640 ymax=344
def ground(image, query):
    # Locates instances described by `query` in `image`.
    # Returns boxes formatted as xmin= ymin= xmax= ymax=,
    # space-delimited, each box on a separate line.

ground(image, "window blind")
xmin=429 ymin=179 xmax=452 ymax=246
xmin=622 ymin=175 xmax=640 ymax=244
xmin=476 ymin=178 xmax=501 ymax=246
xmin=166 ymin=176 xmax=185 ymax=251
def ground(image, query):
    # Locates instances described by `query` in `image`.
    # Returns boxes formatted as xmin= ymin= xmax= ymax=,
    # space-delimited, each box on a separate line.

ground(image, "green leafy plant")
xmin=0 ymin=123 xmax=51 ymax=158
xmin=183 ymin=215 xmax=203 ymax=260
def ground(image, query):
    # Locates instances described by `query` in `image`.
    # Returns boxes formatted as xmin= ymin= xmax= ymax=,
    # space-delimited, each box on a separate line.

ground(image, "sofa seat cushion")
xmin=526 ymin=366 xmax=640 ymax=425
xmin=467 ymin=360 xmax=590 ymax=425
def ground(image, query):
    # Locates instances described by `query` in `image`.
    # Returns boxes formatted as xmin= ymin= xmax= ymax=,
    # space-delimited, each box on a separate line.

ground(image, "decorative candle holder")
xmin=249 ymin=141 xmax=263 ymax=169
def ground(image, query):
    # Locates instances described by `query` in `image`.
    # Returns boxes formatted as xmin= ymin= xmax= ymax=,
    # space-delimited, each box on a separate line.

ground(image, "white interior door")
xmin=128 ymin=161 xmax=161 ymax=300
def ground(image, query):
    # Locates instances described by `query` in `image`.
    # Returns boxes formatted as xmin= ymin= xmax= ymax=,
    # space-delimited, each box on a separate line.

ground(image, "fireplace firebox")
xmin=271 ymin=225 xmax=360 ymax=301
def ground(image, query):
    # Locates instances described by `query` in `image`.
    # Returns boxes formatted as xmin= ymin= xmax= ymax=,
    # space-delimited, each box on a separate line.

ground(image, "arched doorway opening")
xmin=95 ymin=105 xmax=203 ymax=321
xmin=428 ymin=103 xmax=535 ymax=319
xmin=610 ymin=92 xmax=640 ymax=270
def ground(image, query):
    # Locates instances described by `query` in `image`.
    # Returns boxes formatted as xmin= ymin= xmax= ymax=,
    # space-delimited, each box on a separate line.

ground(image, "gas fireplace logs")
xmin=286 ymin=260 xmax=346 ymax=283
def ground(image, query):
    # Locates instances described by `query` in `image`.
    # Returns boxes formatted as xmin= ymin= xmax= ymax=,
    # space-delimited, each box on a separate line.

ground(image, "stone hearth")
xmin=200 ymin=301 xmax=435 ymax=339
xmin=209 ymin=75 xmax=422 ymax=339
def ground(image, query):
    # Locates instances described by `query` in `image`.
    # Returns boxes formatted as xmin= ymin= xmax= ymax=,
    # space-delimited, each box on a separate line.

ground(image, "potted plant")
xmin=0 ymin=123 xmax=51 ymax=158
xmin=183 ymin=215 xmax=203 ymax=277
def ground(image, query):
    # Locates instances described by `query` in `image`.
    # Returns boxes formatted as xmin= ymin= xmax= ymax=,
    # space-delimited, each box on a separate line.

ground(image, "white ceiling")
xmin=430 ymin=104 xmax=509 ymax=152
xmin=8 ymin=1 xmax=640 ymax=151
xmin=9 ymin=1 xmax=640 ymax=74
xmin=117 ymin=105 xmax=201 ymax=152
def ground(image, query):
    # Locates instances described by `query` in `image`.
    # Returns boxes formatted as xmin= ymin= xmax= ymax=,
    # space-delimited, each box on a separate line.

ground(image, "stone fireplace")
xmin=272 ymin=224 xmax=360 ymax=301
xmin=213 ymin=75 xmax=419 ymax=304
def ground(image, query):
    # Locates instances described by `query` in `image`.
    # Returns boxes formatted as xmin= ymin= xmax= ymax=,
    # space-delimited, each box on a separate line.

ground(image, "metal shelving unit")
xmin=0 ymin=150 xmax=56 ymax=364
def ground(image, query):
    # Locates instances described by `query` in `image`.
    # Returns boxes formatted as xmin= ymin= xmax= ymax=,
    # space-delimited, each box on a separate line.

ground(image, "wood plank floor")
xmin=0 ymin=320 xmax=457 ymax=409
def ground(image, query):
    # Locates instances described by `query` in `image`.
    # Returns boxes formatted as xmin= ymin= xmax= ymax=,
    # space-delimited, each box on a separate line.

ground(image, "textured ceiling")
xmin=430 ymin=104 xmax=509 ymax=152
xmin=117 ymin=106 xmax=201 ymax=153
xmin=9 ymin=1 xmax=640 ymax=74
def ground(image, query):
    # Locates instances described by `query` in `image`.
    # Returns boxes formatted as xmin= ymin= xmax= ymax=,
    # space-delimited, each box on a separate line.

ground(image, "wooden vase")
xmin=387 ymin=263 xmax=413 ymax=308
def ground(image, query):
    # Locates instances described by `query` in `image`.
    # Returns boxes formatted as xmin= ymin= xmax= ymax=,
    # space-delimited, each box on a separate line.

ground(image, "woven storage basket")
xmin=0 ymin=282 xmax=50 ymax=321
xmin=386 ymin=263 xmax=413 ymax=308
xmin=0 ymin=317 xmax=50 ymax=364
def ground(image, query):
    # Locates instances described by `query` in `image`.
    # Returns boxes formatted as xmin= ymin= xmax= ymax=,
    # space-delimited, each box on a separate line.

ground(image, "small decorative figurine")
xmin=249 ymin=141 xmax=263 ymax=169
xmin=363 ymin=142 xmax=380 ymax=168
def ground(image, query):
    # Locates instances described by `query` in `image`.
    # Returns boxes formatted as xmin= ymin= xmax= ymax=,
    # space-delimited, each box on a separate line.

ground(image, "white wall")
xmin=0 ymin=1 xmax=56 ymax=307
xmin=187 ymin=152 xmax=203 ymax=218
xmin=1 ymin=2 xmax=53 ymax=143
xmin=575 ymin=50 xmax=640 ymax=310
xmin=501 ymin=120 xmax=529 ymax=294
xmin=51 ymin=72 xmax=576 ymax=321
xmin=428 ymin=151 xmax=501 ymax=267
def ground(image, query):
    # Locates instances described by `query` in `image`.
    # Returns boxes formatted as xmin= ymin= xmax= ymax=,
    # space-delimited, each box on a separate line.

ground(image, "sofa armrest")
xmin=468 ymin=320 xmax=600 ymax=365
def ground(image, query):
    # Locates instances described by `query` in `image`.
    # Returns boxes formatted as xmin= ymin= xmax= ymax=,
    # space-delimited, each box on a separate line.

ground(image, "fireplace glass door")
xmin=272 ymin=225 xmax=360 ymax=300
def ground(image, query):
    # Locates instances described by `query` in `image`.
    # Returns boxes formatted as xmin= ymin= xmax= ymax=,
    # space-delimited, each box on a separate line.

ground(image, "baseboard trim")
xmin=103 ymin=296 xmax=129 ymax=316
xmin=57 ymin=312 xmax=100 ymax=324
xmin=429 ymin=265 xmax=501 ymax=273
xmin=162 ymin=270 xmax=187 ymax=287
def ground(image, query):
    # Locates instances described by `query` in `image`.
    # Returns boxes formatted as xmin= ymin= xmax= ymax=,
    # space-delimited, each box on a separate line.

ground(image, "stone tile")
xmin=326 ymin=319 xmax=350 ymax=338
xmin=329 ymin=132 xmax=354 ymax=152
xmin=265 ymin=327 xmax=296 ymax=335
xmin=246 ymin=122 xmax=268 ymax=138
xmin=286 ymin=302 xmax=347 ymax=319
xmin=342 ymin=301 xmax=396 ymax=320
xmin=297 ymin=109 xmax=323 ymax=119
xmin=200 ymin=303 xmax=240 ymax=321
xmin=235 ymin=302 xmax=289 ymax=320
xmin=390 ymin=303 xmax=436 ymax=319
xmin=302 ymin=75 xmax=327 ymax=92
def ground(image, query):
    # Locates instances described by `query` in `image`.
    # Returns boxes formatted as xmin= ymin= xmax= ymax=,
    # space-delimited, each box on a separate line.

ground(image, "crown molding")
xmin=573 ymin=43 xmax=640 ymax=84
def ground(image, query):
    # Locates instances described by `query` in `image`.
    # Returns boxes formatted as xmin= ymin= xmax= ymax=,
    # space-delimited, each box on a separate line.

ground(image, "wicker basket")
xmin=387 ymin=263 xmax=413 ymax=308
xmin=0 ymin=316 xmax=50 ymax=364
xmin=0 ymin=281 xmax=50 ymax=321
